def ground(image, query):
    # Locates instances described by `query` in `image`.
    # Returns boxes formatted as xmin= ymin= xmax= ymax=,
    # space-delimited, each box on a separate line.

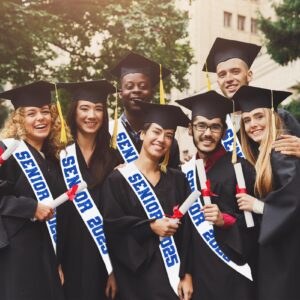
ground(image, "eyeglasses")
xmin=192 ymin=123 xmax=223 ymax=133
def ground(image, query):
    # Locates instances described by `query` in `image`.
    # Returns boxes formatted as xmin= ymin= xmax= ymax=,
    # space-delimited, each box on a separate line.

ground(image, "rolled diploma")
xmin=233 ymin=163 xmax=255 ymax=228
xmin=161 ymin=190 xmax=201 ymax=239
xmin=43 ymin=181 xmax=87 ymax=209
xmin=0 ymin=140 xmax=20 ymax=165
xmin=195 ymin=159 xmax=211 ymax=205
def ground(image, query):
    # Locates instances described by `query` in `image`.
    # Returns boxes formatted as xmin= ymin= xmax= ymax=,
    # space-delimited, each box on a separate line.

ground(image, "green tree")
xmin=0 ymin=0 xmax=193 ymax=95
xmin=259 ymin=0 xmax=300 ymax=65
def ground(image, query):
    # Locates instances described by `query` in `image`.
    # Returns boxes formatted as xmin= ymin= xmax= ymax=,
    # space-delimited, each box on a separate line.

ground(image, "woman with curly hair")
xmin=233 ymin=86 xmax=300 ymax=300
xmin=56 ymin=80 xmax=121 ymax=300
xmin=0 ymin=81 xmax=70 ymax=300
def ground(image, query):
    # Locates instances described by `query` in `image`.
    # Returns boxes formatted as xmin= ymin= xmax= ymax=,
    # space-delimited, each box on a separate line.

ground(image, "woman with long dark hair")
xmin=101 ymin=101 xmax=193 ymax=300
xmin=0 ymin=81 xmax=70 ymax=300
xmin=234 ymin=86 xmax=300 ymax=300
xmin=57 ymin=80 xmax=121 ymax=300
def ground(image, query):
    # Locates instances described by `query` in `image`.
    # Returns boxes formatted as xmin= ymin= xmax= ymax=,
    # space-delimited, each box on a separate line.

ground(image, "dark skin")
xmin=120 ymin=73 xmax=153 ymax=132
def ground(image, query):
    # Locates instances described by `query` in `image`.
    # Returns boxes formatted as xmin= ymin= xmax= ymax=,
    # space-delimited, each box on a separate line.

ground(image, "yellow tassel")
xmin=271 ymin=91 xmax=276 ymax=141
xmin=160 ymin=149 xmax=170 ymax=173
xmin=110 ymin=84 xmax=119 ymax=149
xmin=159 ymin=64 xmax=166 ymax=105
xmin=54 ymin=84 xmax=67 ymax=145
xmin=205 ymin=61 xmax=212 ymax=91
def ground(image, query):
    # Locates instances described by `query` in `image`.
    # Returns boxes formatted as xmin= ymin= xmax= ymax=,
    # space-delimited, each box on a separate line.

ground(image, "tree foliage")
xmin=259 ymin=0 xmax=300 ymax=65
xmin=0 ymin=0 xmax=193 ymax=93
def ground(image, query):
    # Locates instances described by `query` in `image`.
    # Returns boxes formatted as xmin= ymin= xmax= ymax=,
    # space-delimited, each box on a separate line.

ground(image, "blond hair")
xmin=1 ymin=104 xmax=72 ymax=159
xmin=240 ymin=108 xmax=285 ymax=198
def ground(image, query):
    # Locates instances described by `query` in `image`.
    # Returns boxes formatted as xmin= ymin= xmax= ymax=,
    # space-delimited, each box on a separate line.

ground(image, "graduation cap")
xmin=0 ymin=81 xmax=54 ymax=109
xmin=110 ymin=52 xmax=171 ymax=86
xmin=134 ymin=100 xmax=189 ymax=130
xmin=233 ymin=86 xmax=292 ymax=112
xmin=176 ymin=91 xmax=233 ymax=120
xmin=135 ymin=100 xmax=189 ymax=172
xmin=57 ymin=80 xmax=115 ymax=103
xmin=203 ymin=38 xmax=261 ymax=73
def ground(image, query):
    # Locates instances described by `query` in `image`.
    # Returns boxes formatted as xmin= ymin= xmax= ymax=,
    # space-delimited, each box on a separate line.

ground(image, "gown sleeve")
xmin=259 ymin=151 xmax=300 ymax=246
xmin=277 ymin=108 xmax=300 ymax=137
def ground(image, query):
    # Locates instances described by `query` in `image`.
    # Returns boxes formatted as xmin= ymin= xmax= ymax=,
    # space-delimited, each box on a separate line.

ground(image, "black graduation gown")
xmin=182 ymin=153 xmax=258 ymax=300
xmin=100 ymin=168 xmax=191 ymax=300
xmin=0 ymin=141 xmax=65 ymax=300
xmin=57 ymin=144 xmax=119 ymax=300
xmin=257 ymin=151 xmax=300 ymax=300
xmin=277 ymin=108 xmax=300 ymax=137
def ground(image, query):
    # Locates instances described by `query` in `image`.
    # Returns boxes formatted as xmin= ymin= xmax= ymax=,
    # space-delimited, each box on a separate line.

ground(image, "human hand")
xmin=201 ymin=204 xmax=224 ymax=227
xmin=150 ymin=218 xmax=179 ymax=237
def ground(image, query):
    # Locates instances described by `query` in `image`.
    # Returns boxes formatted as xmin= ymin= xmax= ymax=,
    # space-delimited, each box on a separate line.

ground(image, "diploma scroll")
xmin=0 ymin=140 xmax=20 ymax=166
xmin=195 ymin=159 xmax=212 ymax=205
xmin=233 ymin=163 xmax=255 ymax=228
xmin=161 ymin=190 xmax=201 ymax=233
xmin=42 ymin=181 xmax=87 ymax=209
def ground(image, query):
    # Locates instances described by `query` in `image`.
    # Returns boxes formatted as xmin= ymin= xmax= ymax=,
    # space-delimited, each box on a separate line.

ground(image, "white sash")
xmin=222 ymin=114 xmax=245 ymax=158
xmin=109 ymin=119 xmax=139 ymax=163
xmin=181 ymin=156 xmax=252 ymax=280
xmin=60 ymin=144 xmax=113 ymax=274
xmin=2 ymin=139 xmax=57 ymax=251
xmin=119 ymin=163 xmax=180 ymax=295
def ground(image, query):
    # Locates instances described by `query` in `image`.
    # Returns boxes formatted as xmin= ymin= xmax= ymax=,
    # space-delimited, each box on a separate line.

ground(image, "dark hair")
xmin=67 ymin=101 xmax=119 ymax=188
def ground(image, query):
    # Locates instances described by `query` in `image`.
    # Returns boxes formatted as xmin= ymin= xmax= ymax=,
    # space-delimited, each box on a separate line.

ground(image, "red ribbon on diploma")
xmin=0 ymin=147 xmax=4 ymax=165
xmin=236 ymin=185 xmax=247 ymax=194
xmin=165 ymin=205 xmax=183 ymax=219
xmin=201 ymin=179 xmax=218 ymax=197
xmin=66 ymin=184 xmax=79 ymax=201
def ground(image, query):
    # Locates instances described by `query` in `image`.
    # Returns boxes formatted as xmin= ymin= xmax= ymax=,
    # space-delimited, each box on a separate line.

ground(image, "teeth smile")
xmin=35 ymin=125 xmax=46 ymax=129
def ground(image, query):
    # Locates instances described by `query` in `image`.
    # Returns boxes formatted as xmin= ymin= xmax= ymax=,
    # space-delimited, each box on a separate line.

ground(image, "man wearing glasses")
xmin=176 ymin=91 xmax=257 ymax=300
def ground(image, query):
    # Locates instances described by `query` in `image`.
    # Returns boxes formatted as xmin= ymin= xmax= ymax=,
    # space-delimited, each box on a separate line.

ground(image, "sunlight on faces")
xmin=23 ymin=105 xmax=52 ymax=146
xmin=140 ymin=123 xmax=174 ymax=160
xmin=76 ymin=100 xmax=104 ymax=135
xmin=216 ymin=58 xmax=252 ymax=98
xmin=189 ymin=116 xmax=224 ymax=154
xmin=242 ymin=108 xmax=268 ymax=144
xmin=120 ymin=73 xmax=153 ymax=114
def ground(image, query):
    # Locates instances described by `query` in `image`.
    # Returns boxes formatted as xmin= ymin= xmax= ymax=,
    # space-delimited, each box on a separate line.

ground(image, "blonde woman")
xmin=0 ymin=81 xmax=70 ymax=300
xmin=233 ymin=86 xmax=300 ymax=300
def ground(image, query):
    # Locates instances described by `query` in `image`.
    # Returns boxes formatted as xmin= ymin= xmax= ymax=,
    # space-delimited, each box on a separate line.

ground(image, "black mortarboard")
xmin=0 ymin=81 xmax=54 ymax=109
xmin=134 ymin=100 xmax=189 ymax=130
xmin=203 ymin=38 xmax=261 ymax=73
xmin=176 ymin=91 xmax=233 ymax=120
xmin=233 ymin=86 xmax=292 ymax=112
xmin=110 ymin=52 xmax=171 ymax=86
xmin=57 ymin=80 xmax=115 ymax=103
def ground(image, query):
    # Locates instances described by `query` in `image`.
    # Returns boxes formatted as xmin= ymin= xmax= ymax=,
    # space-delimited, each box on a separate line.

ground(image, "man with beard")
xmin=204 ymin=37 xmax=300 ymax=158
xmin=176 ymin=91 xmax=257 ymax=300
xmin=109 ymin=51 xmax=180 ymax=168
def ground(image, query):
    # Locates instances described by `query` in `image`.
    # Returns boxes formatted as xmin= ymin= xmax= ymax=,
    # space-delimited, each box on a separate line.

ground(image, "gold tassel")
xmin=231 ymin=101 xmax=237 ymax=164
xmin=205 ymin=61 xmax=212 ymax=91
xmin=271 ymin=90 xmax=276 ymax=141
xmin=110 ymin=83 xmax=119 ymax=149
xmin=159 ymin=64 xmax=166 ymax=105
xmin=160 ymin=149 xmax=170 ymax=173
xmin=54 ymin=83 xmax=67 ymax=145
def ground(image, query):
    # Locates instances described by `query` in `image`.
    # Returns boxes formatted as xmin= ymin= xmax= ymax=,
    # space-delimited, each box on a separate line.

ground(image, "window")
xmin=224 ymin=11 xmax=232 ymax=28
xmin=251 ymin=18 xmax=258 ymax=34
xmin=237 ymin=15 xmax=246 ymax=31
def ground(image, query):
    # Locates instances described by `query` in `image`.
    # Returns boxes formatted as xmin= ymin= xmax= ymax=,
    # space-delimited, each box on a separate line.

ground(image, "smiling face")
xmin=120 ymin=73 xmax=153 ymax=114
xmin=216 ymin=58 xmax=252 ymax=98
xmin=242 ymin=108 xmax=267 ymax=144
xmin=75 ymin=100 xmax=104 ymax=136
xmin=140 ymin=123 xmax=174 ymax=161
xmin=23 ymin=105 xmax=52 ymax=146
xmin=189 ymin=115 xmax=225 ymax=155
